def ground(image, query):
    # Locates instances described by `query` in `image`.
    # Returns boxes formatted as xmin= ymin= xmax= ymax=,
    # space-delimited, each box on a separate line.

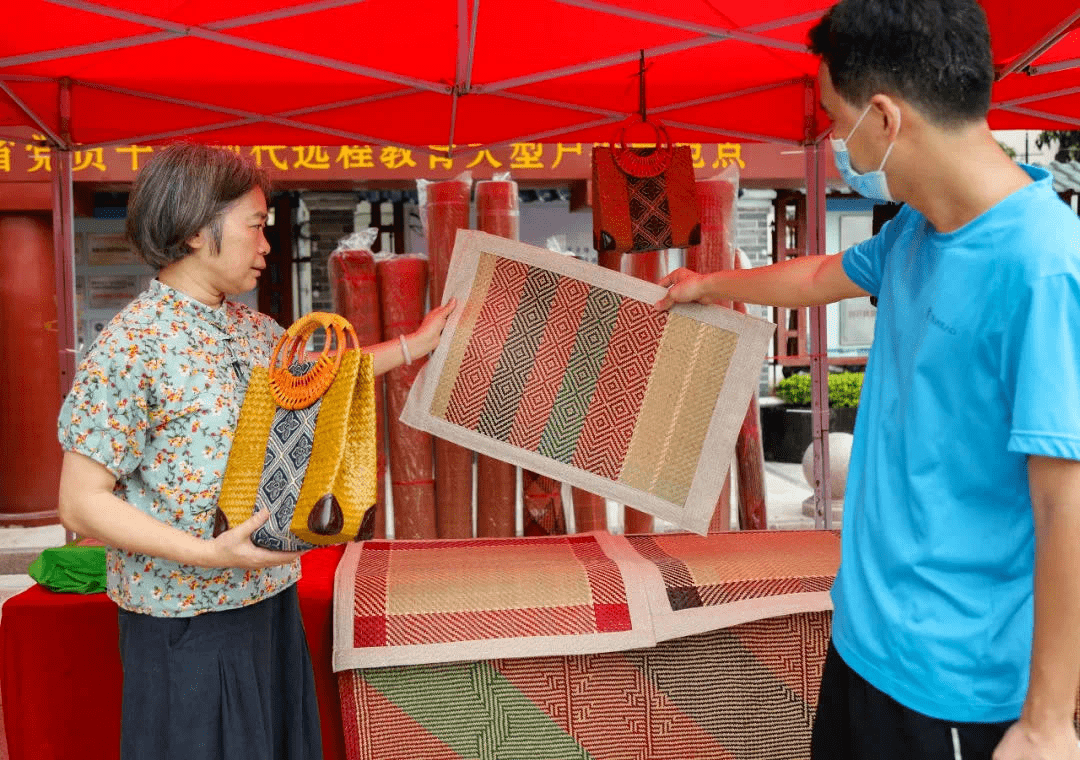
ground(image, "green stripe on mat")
xmin=363 ymin=661 xmax=593 ymax=760
xmin=536 ymin=286 xmax=621 ymax=464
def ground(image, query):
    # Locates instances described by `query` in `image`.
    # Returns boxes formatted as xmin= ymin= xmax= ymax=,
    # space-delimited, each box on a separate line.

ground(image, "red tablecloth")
xmin=0 ymin=545 xmax=348 ymax=760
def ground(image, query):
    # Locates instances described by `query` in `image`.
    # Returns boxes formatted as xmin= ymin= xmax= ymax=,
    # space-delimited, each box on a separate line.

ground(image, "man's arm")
xmin=655 ymin=251 xmax=868 ymax=310
xmin=995 ymin=455 xmax=1080 ymax=759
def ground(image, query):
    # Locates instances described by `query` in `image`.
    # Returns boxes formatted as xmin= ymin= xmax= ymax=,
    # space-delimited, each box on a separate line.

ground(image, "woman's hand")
xmin=208 ymin=509 xmax=302 ymax=569
xmin=411 ymin=298 xmax=457 ymax=356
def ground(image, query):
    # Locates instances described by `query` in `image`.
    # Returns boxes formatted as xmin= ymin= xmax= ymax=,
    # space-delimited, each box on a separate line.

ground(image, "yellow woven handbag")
xmin=216 ymin=313 xmax=378 ymax=550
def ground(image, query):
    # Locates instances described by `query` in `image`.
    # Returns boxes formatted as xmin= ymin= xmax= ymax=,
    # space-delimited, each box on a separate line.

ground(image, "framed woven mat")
xmin=332 ymin=532 xmax=654 ymax=671
xmin=628 ymin=530 xmax=840 ymax=642
xmin=402 ymin=230 xmax=774 ymax=534
xmin=337 ymin=610 xmax=833 ymax=760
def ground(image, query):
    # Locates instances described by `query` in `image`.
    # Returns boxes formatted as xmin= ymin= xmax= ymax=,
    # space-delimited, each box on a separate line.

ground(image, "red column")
xmin=0 ymin=214 xmax=63 ymax=526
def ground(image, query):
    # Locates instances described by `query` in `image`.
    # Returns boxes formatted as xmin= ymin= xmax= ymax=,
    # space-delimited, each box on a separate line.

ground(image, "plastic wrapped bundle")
xmin=571 ymin=487 xmax=607 ymax=533
xmin=522 ymin=472 xmax=566 ymax=536
xmin=377 ymin=254 xmax=438 ymax=539
xmin=420 ymin=175 xmax=474 ymax=538
xmin=475 ymin=178 xmax=521 ymax=537
xmin=328 ymin=230 xmax=387 ymax=538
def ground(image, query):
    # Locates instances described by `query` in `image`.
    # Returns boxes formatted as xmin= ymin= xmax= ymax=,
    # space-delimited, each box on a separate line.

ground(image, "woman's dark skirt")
xmin=117 ymin=585 xmax=322 ymax=760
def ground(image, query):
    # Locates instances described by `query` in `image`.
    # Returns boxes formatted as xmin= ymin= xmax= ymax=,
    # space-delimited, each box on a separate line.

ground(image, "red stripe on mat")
xmin=506 ymin=275 xmax=592 ymax=451
xmin=442 ymin=256 xmax=529 ymax=430
xmin=382 ymin=605 xmax=607 ymax=647
xmin=571 ymin=297 xmax=666 ymax=479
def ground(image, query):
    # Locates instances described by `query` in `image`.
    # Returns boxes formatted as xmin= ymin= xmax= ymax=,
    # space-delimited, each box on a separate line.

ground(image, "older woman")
xmin=57 ymin=142 xmax=454 ymax=760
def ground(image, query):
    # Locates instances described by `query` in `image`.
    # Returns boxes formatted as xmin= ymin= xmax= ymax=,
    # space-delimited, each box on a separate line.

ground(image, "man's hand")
xmin=654 ymin=268 xmax=716 ymax=311
xmin=993 ymin=719 xmax=1080 ymax=759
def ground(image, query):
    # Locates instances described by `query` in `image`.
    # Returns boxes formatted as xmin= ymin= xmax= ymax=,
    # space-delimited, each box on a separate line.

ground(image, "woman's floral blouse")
xmin=58 ymin=280 xmax=300 ymax=617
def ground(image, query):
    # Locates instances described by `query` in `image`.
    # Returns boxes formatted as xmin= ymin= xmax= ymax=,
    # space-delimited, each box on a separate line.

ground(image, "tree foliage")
xmin=1035 ymin=131 xmax=1080 ymax=162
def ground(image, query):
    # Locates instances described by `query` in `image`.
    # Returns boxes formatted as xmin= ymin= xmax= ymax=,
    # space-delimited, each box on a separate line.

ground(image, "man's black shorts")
xmin=812 ymin=641 xmax=1013 ymax=760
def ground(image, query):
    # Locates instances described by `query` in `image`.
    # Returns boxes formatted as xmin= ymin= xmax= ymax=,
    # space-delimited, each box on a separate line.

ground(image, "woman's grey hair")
xmin=126 ymin=143 xmax=272 ymax=269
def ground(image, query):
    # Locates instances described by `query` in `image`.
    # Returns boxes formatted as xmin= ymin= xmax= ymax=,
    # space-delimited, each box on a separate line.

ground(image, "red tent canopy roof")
xmin=1 ymin=0 xmax=1078 ymax=150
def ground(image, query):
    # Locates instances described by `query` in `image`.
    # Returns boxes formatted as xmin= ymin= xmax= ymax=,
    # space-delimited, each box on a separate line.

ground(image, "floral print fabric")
xmin=58 ymin=280 xmax=300 ymax=617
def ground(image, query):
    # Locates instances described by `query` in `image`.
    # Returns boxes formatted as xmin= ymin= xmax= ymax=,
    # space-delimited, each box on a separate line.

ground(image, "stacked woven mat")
xmin=333 ymin=530 xmax=839 ymax=760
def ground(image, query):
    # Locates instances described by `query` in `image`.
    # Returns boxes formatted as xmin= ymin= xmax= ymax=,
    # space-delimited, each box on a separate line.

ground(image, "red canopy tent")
xmin=2 ymin=0 xmax=1079 ymax=524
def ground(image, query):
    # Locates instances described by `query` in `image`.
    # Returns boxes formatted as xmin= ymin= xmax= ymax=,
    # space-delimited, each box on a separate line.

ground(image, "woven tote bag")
xmin=592 ymin=121 xmax=701 ymax=255
xmin=217 ymin=313 xmax=378 ymax=551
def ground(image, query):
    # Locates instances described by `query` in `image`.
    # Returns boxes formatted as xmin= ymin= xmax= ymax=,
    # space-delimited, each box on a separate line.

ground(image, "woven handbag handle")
xmin=268 ymin=312 xmax=359 ymax=410
xmin=612 ymin=119 xmax=673 ymax=178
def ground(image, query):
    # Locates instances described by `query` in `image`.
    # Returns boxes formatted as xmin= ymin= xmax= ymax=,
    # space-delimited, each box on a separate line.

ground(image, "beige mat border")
xmin=635 ymin=530 xmax=840 ymax=643
xmin=401 ymin=230 xmax=775 ymax=535
xmin=332 ymin=531 xmax=656 ymax=672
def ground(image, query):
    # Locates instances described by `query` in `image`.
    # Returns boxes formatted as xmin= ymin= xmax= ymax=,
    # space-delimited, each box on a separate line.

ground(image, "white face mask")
xmin=830 ymin=104 xmax=900 ymax=203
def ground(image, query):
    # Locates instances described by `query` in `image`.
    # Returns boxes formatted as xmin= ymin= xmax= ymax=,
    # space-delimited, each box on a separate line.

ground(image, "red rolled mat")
xmin=475 ymin=180 xmax=520 ymax=537
xmin=687 ymin=177 xmax=739 ymax=532
xmin=424 ymin=178 xmax=475 ymax=538
xmin=426 ymin=178 xmax=470 ymax=306
xmin=571 ymin=487 xmax=607 ymax=533
xmin=376 ymin=255 xmax=438 ymax=539
xmin=733 ymin=259 xmax=767 ymax=531
xmin=622 ymin=249 xmax=664 ymax=284
xmin=685 ymin=177 xmax=737 ymax=286
xmin=328 ymin=247 xmax=387 ymax=538
xmin=604 ymin=251 xmax=656 ymax=534
xmin=522 ymin=472 xmax=566 ymax=536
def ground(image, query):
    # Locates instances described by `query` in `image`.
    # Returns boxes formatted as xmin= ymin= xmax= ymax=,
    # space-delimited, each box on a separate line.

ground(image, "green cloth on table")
xmin=28 ymin=543 xmax=107 ymax=594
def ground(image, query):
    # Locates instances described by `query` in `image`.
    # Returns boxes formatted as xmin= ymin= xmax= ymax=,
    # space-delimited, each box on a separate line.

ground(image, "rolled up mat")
xmin=377 ymin=254 xmax=438 ymax=539
xmin=475 ymin=179 xmax=521 ymax=537
xmin=733 ymin=261 xmax=767 ymax=531
xmin=619 ymin=252 xmax=664 ymax=534
xmin=685 ymin=176 xmax=737 ymax=287
xmin=424 ymin=178 xmax=475 ymax=538
xmin=329 ymin=247 xmax=387 ymax=538
xmin=688 ymin=177 xmax=740 ymax=533
xmin=571 ymin=487 xmax=607 ymax=533
xmin=522 ymin=471 xmax=565 ymax=536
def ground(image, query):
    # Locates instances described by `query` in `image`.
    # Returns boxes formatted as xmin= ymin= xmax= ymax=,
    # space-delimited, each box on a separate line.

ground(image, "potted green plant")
xmin=760 ymin=371 xmax=863 ymax=463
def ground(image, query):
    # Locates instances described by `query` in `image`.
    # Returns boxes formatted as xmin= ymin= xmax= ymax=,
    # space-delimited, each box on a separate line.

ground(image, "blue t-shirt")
xmin=835 ymin=165 xmax=1080 ymax=723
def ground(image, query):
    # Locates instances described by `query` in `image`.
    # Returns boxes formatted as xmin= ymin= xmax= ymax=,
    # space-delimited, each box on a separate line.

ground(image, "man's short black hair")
xmin=808 ymin=0 xmax=994 ymax=127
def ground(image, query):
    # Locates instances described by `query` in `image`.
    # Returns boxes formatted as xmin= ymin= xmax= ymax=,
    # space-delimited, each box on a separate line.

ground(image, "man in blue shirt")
xmin=656 ymin=1 xmax=1080 ymax=758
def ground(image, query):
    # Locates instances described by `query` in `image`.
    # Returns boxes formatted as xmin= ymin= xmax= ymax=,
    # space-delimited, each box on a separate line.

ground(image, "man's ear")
xmin=869 ymin=94 xmax=902 ymax=141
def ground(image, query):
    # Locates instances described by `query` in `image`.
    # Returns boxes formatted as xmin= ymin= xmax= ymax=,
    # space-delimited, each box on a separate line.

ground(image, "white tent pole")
xmin=77 ymin=80 xmax=440 ymax=153
xmin=661 ymin=120 xmax=803 ymax=146
xmin=466 ymin=0 xmax=481 ymax=91
xmin=0 ymin=81 xmax=63 ymax=146
xmin=480 ymin=37 xmax=719 ymax=92
xmin=652 ymin=78 xmax=807 ymax=114
xmin=996 ymin=9 xmax=1080 ymax=80
xmin=996 ymin=85 xmax=1080 ymax=109
xmin=550 ymin=0 xmax=808 ymax=53
xmin=40 ymin=0 xmax=444 ymax=93
xmin=804 ymin=82 xmax=832 ymax=530
xmin=1026 ymin=57 xmax=1080 ymax=76
xmin=52 ymin=78 xmax=77 ymax=400
xmin=997 ymin=104 xmax=1080 ymax=129
xmin=11 ymin=0 xmax=367 ymax=68
xmin=71 ymin=90 xmax=419 ymax=151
